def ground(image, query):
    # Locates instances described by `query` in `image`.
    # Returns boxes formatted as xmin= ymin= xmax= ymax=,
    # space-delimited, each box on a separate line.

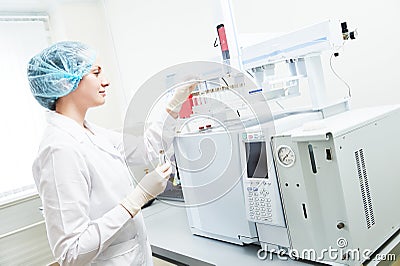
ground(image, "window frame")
xmin=0 ymin=14 xmax=51 ymax=206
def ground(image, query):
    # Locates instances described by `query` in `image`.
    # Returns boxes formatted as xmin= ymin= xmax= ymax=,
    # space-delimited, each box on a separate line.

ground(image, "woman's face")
xmin=70 ymin=64 xmax=110 ymax=109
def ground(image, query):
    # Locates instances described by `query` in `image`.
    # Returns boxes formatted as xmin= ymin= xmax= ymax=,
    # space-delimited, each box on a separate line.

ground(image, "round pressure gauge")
xmin=277 ymin=145 xmax=295 ymax=167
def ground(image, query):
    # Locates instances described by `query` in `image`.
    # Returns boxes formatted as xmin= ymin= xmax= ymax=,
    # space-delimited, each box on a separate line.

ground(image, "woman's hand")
xmin=166 ymin=80 xmax=199 ymax=118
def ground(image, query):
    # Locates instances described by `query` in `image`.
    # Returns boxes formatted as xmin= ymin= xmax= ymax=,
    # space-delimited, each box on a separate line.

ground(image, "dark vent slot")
xmin=302 ymin=203 xmax=308 ymax=219
xmin=360 ymin=149 xmax=375 ymax=226
xmin=355 ymin=149 xmax=375 ymax=229
xmin=326 ymin=148 xmax=332 ymax=160
xmin=308 ymin=144 xmax=317 ymax=174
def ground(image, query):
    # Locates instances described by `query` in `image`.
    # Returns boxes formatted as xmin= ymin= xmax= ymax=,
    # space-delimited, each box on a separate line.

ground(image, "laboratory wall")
xmin=48 ymin=1 xmax=125 ymax=129
xmin=102 ymin=0 xmax=228 ymax=118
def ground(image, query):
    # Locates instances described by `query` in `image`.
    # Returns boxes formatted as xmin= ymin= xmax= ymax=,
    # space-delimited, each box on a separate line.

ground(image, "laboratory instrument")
xmin=168 ymin=3 xmax=399 ymax=264
xmin=272 ymin=105 xmax=400 ymax=265
xmin=173 ymin=18 xmax=351 ymax=249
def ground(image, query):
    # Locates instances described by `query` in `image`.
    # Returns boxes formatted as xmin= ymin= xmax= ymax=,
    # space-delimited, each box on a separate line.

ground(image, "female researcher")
xmin=27 ymin=41 xmax=193 ymax=265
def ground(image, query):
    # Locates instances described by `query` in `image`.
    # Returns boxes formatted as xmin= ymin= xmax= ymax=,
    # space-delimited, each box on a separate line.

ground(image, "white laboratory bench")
xmin=142 ymin=200 xmax=301 ymax=266
xmin=141 ymin=201 xmax=306 ymax=265
xmin=142 ymin=200 xmax=400 ymax=266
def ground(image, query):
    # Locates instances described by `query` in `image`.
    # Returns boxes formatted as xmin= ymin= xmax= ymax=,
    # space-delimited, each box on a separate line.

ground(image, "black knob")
xmin=337 ymin=222 xmax=345 ymax=229
xmin=341 ymin=22 xmax=348 ymax=33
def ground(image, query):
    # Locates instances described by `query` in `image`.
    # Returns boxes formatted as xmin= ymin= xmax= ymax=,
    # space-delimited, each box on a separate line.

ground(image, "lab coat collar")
xmin=84 ymin=121 xmax=123 ymax=158
xmin=46 ymin=111 xmax=88 ymax=143
xmin=46 ymin=111 xmax=122 ymax=158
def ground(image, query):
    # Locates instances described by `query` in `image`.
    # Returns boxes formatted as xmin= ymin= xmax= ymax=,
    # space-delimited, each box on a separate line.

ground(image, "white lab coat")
xmin=32 ymin=111 xmax=176 ymax=265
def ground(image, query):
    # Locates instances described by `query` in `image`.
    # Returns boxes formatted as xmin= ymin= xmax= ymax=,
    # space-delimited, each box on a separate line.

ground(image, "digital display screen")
xmin=245 ymin=142 xmax=268 ymax=178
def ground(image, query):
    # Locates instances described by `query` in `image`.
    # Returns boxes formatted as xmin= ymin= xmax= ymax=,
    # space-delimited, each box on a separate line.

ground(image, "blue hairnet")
xmin=27 ymin=41 xmax=96 ymax=110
